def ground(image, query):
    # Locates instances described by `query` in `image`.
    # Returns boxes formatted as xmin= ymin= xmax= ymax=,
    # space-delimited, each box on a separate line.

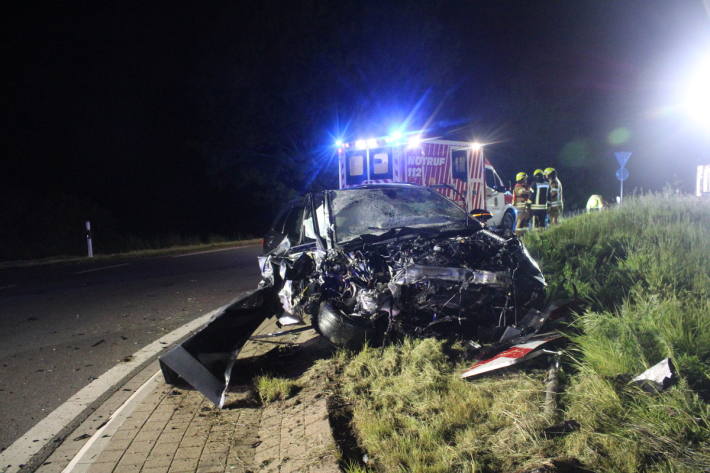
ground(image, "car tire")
xmin=317 ymin=302 xmax=371 ymax=349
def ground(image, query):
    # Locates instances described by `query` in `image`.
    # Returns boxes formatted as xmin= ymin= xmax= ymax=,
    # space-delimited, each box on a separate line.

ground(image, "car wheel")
xmin=317 ymin=302 xmax=371 ymax=349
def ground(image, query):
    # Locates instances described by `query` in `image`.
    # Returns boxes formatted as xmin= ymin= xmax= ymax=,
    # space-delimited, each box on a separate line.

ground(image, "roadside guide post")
xmin=614 ymin=151 xmax=632 ymax=204
xmin=85 ymin=220 xmax=94 ymax=257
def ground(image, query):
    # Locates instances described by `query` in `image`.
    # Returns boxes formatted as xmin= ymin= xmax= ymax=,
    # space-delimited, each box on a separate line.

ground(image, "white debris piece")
xmin=631 ymin=357 xmax=677 ymax=391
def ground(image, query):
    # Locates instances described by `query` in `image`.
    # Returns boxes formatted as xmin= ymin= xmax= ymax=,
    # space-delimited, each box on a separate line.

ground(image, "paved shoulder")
xmin=35 ymin=318 xmax=340 ymax=473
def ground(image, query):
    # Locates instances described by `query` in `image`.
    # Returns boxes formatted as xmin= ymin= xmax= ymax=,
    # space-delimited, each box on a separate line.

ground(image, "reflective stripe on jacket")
xmin=513 ymin=183 xmax=531 ymax=209
xmin=549 ymin=178 xmax=563 ymax=208
xmin=531 ymin=182 xmax=549 ymax=210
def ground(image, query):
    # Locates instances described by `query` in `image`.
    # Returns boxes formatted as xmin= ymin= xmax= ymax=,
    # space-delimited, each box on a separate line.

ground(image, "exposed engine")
xmin=260 ymin=228 xmax=546 ymax=347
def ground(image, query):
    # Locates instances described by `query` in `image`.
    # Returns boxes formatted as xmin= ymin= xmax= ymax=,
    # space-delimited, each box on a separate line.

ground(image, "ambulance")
xmin=336 ymin=135 xmax=517 ymax=233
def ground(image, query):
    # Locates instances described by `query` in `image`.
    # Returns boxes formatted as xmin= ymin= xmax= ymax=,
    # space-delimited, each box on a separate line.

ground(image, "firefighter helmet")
xmin=516 ymin=172 xmax=528 ymax=182
xmin=543 ymin=167 xmax=556 ymax=177
xmin=533 ymin=168 xmax=543 ymax=176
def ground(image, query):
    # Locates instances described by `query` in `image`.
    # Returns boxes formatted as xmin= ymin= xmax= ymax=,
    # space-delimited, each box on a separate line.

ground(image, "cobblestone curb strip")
xmin=34 ymin=318 xmax=341 ymax=473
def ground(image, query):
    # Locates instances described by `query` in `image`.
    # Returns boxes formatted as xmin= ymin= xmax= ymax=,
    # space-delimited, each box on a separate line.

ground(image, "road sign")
xmin=615 ymin=151 xmax=632 ymax=169
xmin=614 ymin=151 xmax=632 ymax=204
xmin=616 ymin=167 xmax=630 ymax=181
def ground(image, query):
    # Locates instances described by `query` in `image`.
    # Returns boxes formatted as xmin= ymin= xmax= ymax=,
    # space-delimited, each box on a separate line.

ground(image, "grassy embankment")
xmin=324 ymin=194 xmax=709 ymax=473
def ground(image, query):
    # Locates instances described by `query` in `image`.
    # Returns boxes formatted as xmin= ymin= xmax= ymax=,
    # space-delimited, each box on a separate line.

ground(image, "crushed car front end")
xmin=262 ymin=185 xmax=546 ymax=347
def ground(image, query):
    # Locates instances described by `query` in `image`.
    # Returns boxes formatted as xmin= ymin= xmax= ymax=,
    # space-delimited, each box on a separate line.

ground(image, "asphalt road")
xmin=0 ymin=245 xmax=262 ymax=451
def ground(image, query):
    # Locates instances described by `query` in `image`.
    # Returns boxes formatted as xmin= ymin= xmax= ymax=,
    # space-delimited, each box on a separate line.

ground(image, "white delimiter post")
xmin=85 ymin=220 xmax=94 ymax=258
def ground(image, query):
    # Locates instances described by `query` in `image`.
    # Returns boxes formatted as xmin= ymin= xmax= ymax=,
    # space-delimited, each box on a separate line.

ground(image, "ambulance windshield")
xmin=329 ymin=186 xmax=468 ymax=244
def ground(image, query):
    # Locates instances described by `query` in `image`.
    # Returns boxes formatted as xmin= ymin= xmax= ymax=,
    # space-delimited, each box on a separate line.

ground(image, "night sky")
xmin=5 ymin=1 xmax=710 ymax=258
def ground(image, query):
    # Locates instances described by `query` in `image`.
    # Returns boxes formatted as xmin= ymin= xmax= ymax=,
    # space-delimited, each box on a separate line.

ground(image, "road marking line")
xmin=74 ymin=263 xmax=129 ymax=275
xmin=172 ymin=244 xmax=258 ymax=258
xmin=60 ymin=371 xmax=162 ymax=473
xmin=0 ymin=295 xmax=244 ymax=473
xmin=0 ymin=284 xmax=17 ymax=290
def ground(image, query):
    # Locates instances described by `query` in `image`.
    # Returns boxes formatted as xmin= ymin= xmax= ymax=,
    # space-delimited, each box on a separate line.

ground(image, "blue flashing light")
xmin=367 ymin=138 xmax=378 ymax=149
xmin=335 ymin=139 xmax=344 ymax=148
xmin=406 ymin=134 xmax=422 ymax=149
xmin=355 ymin=139 xmax=367 ymax=150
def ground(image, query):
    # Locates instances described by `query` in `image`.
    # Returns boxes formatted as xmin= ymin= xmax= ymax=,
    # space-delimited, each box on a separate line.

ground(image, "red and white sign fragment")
xmin=461 ymin=334 xmax=561 ymax=379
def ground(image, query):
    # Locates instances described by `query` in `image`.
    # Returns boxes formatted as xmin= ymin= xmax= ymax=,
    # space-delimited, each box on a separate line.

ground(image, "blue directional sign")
xmin=615 ymin=151 xmax=632 ymax=169
xmin=616 ymin=167 xmax=630 ymax=182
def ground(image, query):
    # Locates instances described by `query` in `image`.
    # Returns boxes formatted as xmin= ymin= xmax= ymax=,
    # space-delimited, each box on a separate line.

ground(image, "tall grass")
xmin=331 ymin=194 xmax=710 ymax=473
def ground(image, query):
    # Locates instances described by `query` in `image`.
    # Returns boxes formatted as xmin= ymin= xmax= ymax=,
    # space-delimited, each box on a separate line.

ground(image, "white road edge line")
xmin=172 ymin=244 xmax=258 ymax=258
xmin=74 ymin=263 xmax=130 ymax=275
xmin=0 ymin=300 xmax=234 ymax=473
xmin=0 ymin=284 xmax=17 ymax=290
xmin=60 ymin=371 xmax=162 ymax=473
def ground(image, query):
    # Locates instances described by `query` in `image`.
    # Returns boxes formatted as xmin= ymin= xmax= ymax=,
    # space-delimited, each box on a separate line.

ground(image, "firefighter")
xmin=530 ymin=169 xmax=549 ymax=229
xmin=544 ymin=167 xmax=563 ymax=225
xmin=513 ymin=172 xmax=532 ymax=234
xmin=586 ymin=194 xmax=605 ymax=212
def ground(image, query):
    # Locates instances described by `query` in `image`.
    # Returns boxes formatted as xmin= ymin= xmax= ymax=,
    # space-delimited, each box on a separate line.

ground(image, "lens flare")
xmin=684 ymin=53 xmax=710 ymax=132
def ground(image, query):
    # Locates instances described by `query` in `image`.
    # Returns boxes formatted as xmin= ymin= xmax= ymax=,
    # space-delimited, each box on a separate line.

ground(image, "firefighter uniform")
xmin=530 ymin=169 xmax=549 ymax=229
xmin=513 ymin=172 xmax=532 ymax=234
xmin=544 ymin=167 xmax=563 ymax=225
xmin=586 ymin=194 xmax=605 ymax=212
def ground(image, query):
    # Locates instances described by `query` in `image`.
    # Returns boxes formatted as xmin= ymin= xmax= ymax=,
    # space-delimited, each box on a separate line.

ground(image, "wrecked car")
xmin=263 ymin=184 xmax=546 ymax=347
xmin=160 ymin=184 xmax=547 ymax=406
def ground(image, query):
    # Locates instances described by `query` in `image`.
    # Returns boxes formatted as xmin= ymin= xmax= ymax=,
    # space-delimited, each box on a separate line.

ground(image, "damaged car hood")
xmin=261 ymin=185 xmax=546 ymax=347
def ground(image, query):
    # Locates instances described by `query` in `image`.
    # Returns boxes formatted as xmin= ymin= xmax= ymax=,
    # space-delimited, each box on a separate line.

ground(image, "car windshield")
xmin=329 ymin=187 xmax=468 ymax=243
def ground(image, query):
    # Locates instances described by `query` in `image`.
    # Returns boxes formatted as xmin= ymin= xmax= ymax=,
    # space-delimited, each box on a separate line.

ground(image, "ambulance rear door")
xmin=466 ymin=149 xmax=486 ymax=211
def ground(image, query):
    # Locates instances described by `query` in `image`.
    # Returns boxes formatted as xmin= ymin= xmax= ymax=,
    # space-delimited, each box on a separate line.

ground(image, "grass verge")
xmin=324 ymin=194 xmax=710 ymax=473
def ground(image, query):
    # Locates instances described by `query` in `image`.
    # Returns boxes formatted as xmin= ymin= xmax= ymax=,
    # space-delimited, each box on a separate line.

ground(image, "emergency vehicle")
xmin=336 ymin=136 xmax=517 ymax=232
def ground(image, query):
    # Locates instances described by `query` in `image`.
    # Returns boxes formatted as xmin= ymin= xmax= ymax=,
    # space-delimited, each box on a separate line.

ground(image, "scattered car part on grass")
xmin=460 ymin=333 xmax=562 ymax=378
xmin=630 ymin=357 xmax=677 ymax=392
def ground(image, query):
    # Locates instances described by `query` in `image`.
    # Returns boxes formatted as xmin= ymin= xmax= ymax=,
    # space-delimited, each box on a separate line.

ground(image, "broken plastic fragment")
xmin=278 ymin=313 xmax=303 ymax=326
xmin=499 ymin=325 xmax=522 ymax=342
xmin=630 ymin=358 xmax=677 ymax=392
xmin=519 ymin=309 xmax=547 ymax=332
xmin=461 ymin=333 xmax=562 ymax=378
xmin=257 ymin=255 xmax=274 ymax=287
xmin=276 ymin=279 xmax=307 ymax=317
